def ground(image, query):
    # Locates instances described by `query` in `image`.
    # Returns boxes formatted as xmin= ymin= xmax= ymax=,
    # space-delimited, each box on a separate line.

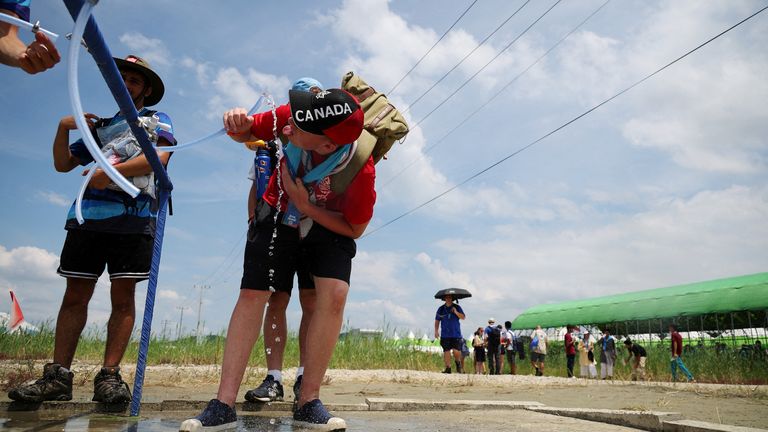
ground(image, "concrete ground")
xmin=2 ymin=365 xmax=767 ymax=431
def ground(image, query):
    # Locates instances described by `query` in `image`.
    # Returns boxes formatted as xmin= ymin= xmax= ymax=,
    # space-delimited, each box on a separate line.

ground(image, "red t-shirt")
xmin=670 ymin=331 xmax=683 ymax=356
xmin=564 ymin=332 xmax=576 ymax=355
xmin=249 ymin=104 xmax=376 ymax=225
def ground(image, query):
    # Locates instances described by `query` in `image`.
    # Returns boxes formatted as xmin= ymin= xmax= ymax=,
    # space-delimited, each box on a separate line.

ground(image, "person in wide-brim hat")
xmin=113 ymin=54 xmax=164 ymax=106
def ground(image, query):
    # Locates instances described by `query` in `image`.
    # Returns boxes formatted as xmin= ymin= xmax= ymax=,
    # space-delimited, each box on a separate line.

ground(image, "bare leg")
xmin=443 ymin=351 xmax=452 ymax=368
xmin=263 ymin=292 xmax=289 ymax=371
xmin=103 ymin=278 xmax=136 ymax=367
xmin=216 ymin=290 xmax=271 ymax=407
xmin=297 ymin=289 xmax=316 ymax=368
xmin=298 ymin=277 xmax=347 ymax=407
xmin=53 ymin=278 xmax=96 ymax=368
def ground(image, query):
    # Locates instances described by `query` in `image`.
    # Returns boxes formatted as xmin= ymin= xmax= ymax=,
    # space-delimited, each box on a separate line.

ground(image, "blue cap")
xmin=292 ymin=77 xmax=324 ymax=93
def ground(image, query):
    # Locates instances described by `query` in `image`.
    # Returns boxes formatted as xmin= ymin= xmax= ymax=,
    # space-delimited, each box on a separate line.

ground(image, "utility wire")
xmin=388 ymin=0 xmax=480 ymax=95
xmin=364 ymin=4 xmax=768 ymax=239
xmin=413 ymin=0 xmax=563 ymax=129
xmin=379 ymin=0 xmax=609 ymax=189
xmin=404 ymin=0 xmax=531 ymax=113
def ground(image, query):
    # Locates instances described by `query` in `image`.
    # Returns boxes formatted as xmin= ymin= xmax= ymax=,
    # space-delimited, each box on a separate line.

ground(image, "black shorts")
xmin=474 ymin=347 xmax=486 ymax=362
xmin=241 ymin=202 xmax=356 ymax=293
xmin=57 ymin=229 xmax=154 ymax=281
xmin=440 ymin=337 xmax=463 ymax=352
xmin=531 ymin=352 xmax=546 ymax=363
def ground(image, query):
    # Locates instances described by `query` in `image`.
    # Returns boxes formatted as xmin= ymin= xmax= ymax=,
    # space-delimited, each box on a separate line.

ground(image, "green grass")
xmin=2 ymin=324 xmax=766 ymax=384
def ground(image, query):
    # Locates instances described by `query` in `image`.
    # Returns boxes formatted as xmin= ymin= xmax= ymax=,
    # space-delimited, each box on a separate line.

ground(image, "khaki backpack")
xmin=329 ymin=72 xmax=409 ymax=193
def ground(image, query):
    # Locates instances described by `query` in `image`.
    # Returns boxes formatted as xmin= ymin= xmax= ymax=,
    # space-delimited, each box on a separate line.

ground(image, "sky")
xmin=0 ymin=0 xmax=766 ymax=341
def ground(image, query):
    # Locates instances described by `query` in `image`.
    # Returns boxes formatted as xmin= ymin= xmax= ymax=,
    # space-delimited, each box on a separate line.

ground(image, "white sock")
xmin=296 ymin=367 xmax=304 ymax=379
xmin=268 ymin=369 xmax=282 ymax=383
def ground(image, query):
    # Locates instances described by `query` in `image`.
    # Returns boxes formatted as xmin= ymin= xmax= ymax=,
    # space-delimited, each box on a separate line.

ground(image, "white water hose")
xmin=67 ymin=0 xmax=140 ymax=198
xmin=163 ymin=95 xmax=265 ymax=152
xmin=0 ymin=12 xmax=59 ymax=41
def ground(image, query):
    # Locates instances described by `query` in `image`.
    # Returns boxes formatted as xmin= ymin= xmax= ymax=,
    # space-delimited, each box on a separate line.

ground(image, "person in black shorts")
xmin=434 ymin=294 xmax=466 ymax=373
xmin=472 ymin=327 xmax=487 ymax=374
xmin=182 ymin=87 xmax=370 ymax=431
xmin=8 ymin=55 xmax=174 ymax=404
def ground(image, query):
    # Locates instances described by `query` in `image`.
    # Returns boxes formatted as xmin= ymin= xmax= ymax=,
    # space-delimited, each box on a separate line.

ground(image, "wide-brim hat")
xmin=114 ymin=55 xmax=165 ymax=106
xmin=289 ymin=88 xmax=363 ymax=145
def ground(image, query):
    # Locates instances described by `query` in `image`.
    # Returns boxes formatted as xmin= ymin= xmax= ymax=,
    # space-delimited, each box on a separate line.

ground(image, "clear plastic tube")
xmin=164 ymin=95 xmax=265 ymax=152
xmin=0 ymin=11 xmax=59 ymax=41
xmin=75 ymin=165 xmax=96 ymax=224
xmin=66 ymin=0 xmax=139 ymax=197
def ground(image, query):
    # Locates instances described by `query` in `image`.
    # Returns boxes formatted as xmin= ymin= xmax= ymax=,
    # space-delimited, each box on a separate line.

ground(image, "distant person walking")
xmin=564 ymin=325 xmax=576 ymax=378
xmin=669 ymin=324 xmax=695 ymax=382
xmin=530 ymin=325 xmax=548 ymax=376
xmin=472 ymin=327 xmax=486 ymax=374
xmin=502 ymin=321 xmax=517 ymax=375
xmin=624 ymin=338 xmax=647 ymax=381
xmin=597 ymin=329 xmax=617 ymax=380
xmin=578 ymin=330 xmax=597 ymax=378
xmin=484 ymin=318 xmax=501 ymax=375
xmin=434 ymin=294 xmax=466 ymax=373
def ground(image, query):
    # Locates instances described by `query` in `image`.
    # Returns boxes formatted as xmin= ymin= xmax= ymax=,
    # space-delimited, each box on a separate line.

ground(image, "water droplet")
xmin=266 ymin=348 xmax=272 ymax=355
xmin=268 ymin=286 xmax=276 ymax=292
xmin=275 ymin=337 xmax=281 ymax=342
xmin=268 ymin=252 xmax=274 ymax=257
xmin=271 ymin=324 xmax=277 ymax=330
xmin=269 ymin=418 xmax=276 ymax=425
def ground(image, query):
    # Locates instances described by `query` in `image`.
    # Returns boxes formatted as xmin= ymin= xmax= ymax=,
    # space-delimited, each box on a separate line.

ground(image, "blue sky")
xmin=1 ymin=0 xmax=766 ymax=340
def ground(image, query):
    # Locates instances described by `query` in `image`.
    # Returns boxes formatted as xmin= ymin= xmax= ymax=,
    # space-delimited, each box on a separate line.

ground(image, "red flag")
xmin=9 ymin=289 xmax=25 ymax=331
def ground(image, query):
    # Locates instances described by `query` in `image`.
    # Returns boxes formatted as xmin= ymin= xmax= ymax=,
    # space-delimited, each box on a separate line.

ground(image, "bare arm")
xmin=223 ymin=107 xmax=255 ymax=143
xmin=0 ymin=11 xmax=60 ymax=74
xmin=85 ymin=138 xmax=173 ymax=189
xmin=280 ymin=162 xmax=369 ymax=238
xmin=53 ymin=114 xmax=98 ymax=172
xmin=434 ymin=320 xmax=440 ymax=339
xmin=452 ymin=307 xmax=465 ymax=320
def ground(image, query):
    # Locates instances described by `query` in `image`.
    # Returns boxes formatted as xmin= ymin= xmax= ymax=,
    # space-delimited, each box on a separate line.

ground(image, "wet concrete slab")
xmin=0 ymin=409 xmax=645 ymax=431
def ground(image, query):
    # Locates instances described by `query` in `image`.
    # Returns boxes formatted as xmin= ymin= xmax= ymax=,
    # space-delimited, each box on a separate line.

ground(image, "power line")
xmin=412 ymin=0 xmax=563 ymax=129
xmin=379 ymin=0 xmax=610 ymax=189
xmin=388 ymin=0 xmax=480 ymax=95
xmin=364 ymin=4 xmax=768 ymax=238
xmin=404 ymin=0 xmax=531 ymax=113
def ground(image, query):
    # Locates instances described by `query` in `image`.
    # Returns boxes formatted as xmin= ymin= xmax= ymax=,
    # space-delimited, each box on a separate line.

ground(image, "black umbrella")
xmin=434 ymin=287 xmax=472 ymax=300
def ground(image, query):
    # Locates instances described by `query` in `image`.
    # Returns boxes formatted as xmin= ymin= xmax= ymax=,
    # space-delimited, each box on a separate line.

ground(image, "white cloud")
xmin=118 ymin=32 xmax=171 ymax=67
xmin=35 ymin=190 xmax=71 ymax=207
xmin=429 ymin=184 xmax=768 ymax=320
xmin=158 ymin=289 xmax=180 ymax=300
xmin=0 ymin=245 xmax=59 ymax=282
xmin=549 ymin=3 xmax=768 ymax=174
xmin=181 ymin=57 xmax=211 ymax=86
xmin=206 ymin=67 xmax=291 ymax=119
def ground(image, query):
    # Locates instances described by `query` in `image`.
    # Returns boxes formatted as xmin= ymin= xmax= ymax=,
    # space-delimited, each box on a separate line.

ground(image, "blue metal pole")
xmin=129 ymin=187 xmax=170 ymax=416
xmin=62 ymin=0 xmax=173 ymax=416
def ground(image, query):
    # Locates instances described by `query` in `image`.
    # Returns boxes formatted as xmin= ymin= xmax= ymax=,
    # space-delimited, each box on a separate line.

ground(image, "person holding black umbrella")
xmin=434 ymin=293 xmax=466 ymax=373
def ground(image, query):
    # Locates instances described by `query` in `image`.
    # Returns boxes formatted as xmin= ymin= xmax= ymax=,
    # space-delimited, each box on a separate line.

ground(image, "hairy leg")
xmin=53 ymin=278 xmax=96 ymax=368
xmin=103 ymin=278 xmax=136 ymax=367
xmin=216 ymin=290 xmax=271 ymax=406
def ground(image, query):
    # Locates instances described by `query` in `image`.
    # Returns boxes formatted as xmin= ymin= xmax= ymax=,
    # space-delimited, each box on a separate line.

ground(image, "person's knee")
xmin=298 ymin=289 xmax=317 ymax=314
xmin=267 ymin=292 xmax=290 ymax=312
xmin=62 ymin=278 xmax=96 ymax=308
